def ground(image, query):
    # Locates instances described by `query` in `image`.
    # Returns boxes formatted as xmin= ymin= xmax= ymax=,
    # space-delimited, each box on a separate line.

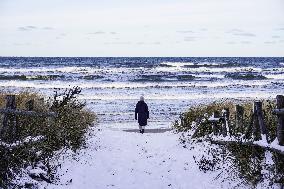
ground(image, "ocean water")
xmin=0 ymin=57 xmax=283 ymax=129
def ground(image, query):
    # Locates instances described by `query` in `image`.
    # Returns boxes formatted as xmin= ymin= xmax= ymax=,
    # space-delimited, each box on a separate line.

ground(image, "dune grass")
xmin=174 ymin=98 xmax=282 ymax=187
xmin=0 ymin=87 xmax=96 ymax=187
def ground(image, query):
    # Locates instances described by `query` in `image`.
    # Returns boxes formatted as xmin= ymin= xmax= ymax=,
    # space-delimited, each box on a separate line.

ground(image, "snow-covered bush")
xmin=0 ymin=87 xmax=96 ymax=187
xmin=175 ymin=99 xmax=283 ymax=187
xmin=174 ymin=99 xmax=277 ymax=141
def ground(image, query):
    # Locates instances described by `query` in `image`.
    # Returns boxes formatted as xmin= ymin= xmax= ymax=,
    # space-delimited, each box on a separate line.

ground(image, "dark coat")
xmin=135 ymin=101 xmax=149 ymax=126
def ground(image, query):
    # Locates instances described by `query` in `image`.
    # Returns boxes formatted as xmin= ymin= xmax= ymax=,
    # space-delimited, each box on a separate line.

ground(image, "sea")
xmin=0 ymin=57 xmax=283 ymax=129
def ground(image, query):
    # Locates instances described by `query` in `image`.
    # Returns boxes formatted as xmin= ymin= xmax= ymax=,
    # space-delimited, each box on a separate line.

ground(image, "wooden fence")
xmin=0 ymin=95 xmax=57 ymax=143
xmin=203 ymin=95 xmax=284 ymax=146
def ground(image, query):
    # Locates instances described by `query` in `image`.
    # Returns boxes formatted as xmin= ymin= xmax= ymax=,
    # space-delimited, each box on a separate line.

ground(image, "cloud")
xmin=18 ymin=25 xmax=37 ymax=31
xmin=18 ymin=25 xmax=54 ymax=31
xmin=264 ymin=41 xmax=276 ymax=44
xmin=55 ymin=33 xmax=67 ymax=39
xmin=226 ymin=29 xmax=243 ymax=33
xmin=135 ymin=42 xmax=160 ymax=45
xmin=18 ymin=27 xmax=28 ymax=31
xmin=26 ymin=26 xmax=37 ymax=29
xmin=226 ymin=41 xmax=236 ymax=44
xmin=42 ymin=27 xmax=54 ymax=30
xmin=184 ymin=37 xmax=196 ymax=41
xmin=13 ymin=42 xmax=31 ymax=46
xmin=104 ymin=42 xmax=131 ymax=45
xmin=88 ymin=31 xmax=105 ymax=35
xmin=200 ymin=28 xmax=208 ymax=31
xmin=227 ymin=29 xmax=256 ymax=37
xmin=241 ymin=41 xmax=251 ymax=44
xmin=234 ymin=32 xmax=256 ymax=37
xmin=88 ymin=31 xmax=118 ymax=35
xmin=177 ymin=30 xmax=194 ymax=34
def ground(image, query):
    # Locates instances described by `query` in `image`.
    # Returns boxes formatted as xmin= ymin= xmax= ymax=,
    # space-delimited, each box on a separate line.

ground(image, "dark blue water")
xmin=0 ymin=57 xmax=283 ymax=68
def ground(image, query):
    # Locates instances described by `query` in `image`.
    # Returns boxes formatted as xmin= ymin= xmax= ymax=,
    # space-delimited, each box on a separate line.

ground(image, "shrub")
xmin=174 ymin=99 xmax=277 ymax=141
xmin=174 ymin=99 xmax=282 ymax=187
xmin=0 ymin=87 xmax=96 ymax=187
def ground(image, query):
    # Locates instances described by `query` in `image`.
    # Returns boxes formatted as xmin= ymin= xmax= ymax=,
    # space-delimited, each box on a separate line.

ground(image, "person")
xmin=135 ymin=96 xmax=149 ymax=134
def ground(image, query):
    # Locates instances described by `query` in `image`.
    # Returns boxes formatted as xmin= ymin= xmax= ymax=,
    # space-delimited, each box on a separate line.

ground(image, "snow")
xmin=41 ymin=127 xmax=232 ymax=189
xmin=13 ymin=126 xmax=284 ymax=188
xmin=270 ymin=138 xmax=284 ymax=152
xmin=0 ymin=135 xmax=44 ymax=148
xmin=208 ymin=115 xmax=220 ymax=122
xmin=253 ymin=134 xmax=269 ymax=147
xmin=28 ymin=167 xmax=47 ymax=177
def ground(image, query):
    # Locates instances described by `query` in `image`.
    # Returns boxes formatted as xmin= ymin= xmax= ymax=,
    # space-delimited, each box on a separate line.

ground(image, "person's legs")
xmin=141 ymin=126 xmax=145 ymax=134
xmin=139 ymin=125 xmax=142 ymax=133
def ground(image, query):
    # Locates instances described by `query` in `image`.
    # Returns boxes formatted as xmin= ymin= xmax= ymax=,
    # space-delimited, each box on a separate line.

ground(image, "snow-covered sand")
xmin=43 ymin=127 xmax=228 ymax=189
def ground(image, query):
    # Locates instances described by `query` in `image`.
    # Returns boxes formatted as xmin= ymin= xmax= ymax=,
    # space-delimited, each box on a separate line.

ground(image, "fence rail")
xmin=0 ymin=95 xmax=57 ymax=143
xmin=194 ymin=95 xmax=284 ymax=146
xmin=0 ymin=108 xmax=57 ymax=117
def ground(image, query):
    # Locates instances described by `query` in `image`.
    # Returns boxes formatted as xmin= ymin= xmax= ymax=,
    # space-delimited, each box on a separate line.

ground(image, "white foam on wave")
xmin=0 ymin=67 xmax=82 ymax=73
xmin=264 ymin=67 xmax=284 ymax=72
xmin=80 ymin=91 xmax=277 ymax=101
xmin=0 ymin=79 xmax=272 ymax=89
xmin=160 ymin=61 xmax=221 ymax=67
xmin=1 ymin=65 xmax=276 ymax=81
xmin=155 ymin=66 xmax=262 ymax=73
xmin=160 ymin=62 xmax=194 ymax=67
xmin=265 ymin=74 xmax=284 ymax=79
xmin=0 ymin=67 xmax=147 ymax=78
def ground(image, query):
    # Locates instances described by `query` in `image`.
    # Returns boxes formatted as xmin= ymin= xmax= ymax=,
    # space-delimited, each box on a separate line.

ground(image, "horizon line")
xmin=0 ymin=56 xmax=283 ymax=58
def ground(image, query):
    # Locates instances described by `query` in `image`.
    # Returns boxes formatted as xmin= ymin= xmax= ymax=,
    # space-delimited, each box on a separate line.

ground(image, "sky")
xmin=0 ymin=0 xmax=283 ymax=57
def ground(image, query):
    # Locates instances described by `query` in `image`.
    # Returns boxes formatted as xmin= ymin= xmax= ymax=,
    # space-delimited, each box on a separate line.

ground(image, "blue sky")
xmin=0 ymin=0 xmax=283 ymax=56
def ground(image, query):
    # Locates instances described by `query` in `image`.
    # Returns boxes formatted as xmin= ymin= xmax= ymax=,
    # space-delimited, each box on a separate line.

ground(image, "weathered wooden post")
xmin=0 ymin=95 xmax=17 ymax=142
xmin=208 ymin=111 xmax=221 ymax=136
xmin=225 ymin=108 xmax=230 ymax=135
xmin=276 ymin=95 xmax=284 ymax=145
xmin=221 ymin=109 xmax=230 ymax=137
xmin=254 ymin=101 xmax=267 ymax=142
xmin=235 ymin=104 xmax=244 ymax=133
xmin=252 ymin=102 xmax=261 ymax=140
xmin=212 ymin=111 xmax=220 ymax=135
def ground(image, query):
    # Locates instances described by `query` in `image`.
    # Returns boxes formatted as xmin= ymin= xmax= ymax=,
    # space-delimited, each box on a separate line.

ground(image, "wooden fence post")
xmin=254 ymin=101 xmax=267 ymax=142
xmin=221 ymin=109 xmax=230 ymax=137
xmin=252 ymin=102 xmax=261 ymax=140
xmin=212 ymin=111 xmax=219 ymax=135
xmin=276 ymin=95 xmax=284 ymax=145
xmin=0 ymin=95 xmax=17 ymax=142
xmin=235 ymin=104 xmax=244 ymax=133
